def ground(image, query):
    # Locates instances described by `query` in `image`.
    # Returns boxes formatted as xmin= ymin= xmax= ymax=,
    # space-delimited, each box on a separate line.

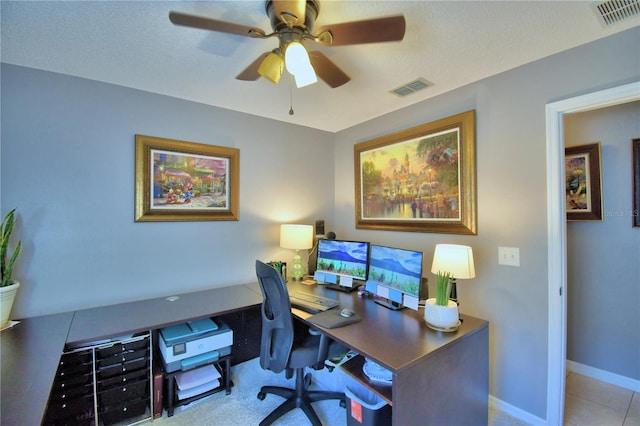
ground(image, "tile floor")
xmin=564 ymin=372 xmax=640 ymax=426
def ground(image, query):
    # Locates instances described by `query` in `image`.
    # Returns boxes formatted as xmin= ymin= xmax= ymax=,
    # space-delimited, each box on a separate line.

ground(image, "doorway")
xmin=545 ymin=81 xmax=640 ymax=425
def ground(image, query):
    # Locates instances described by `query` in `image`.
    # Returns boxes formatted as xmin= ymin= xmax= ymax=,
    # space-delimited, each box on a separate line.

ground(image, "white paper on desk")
xmin=403 ymin=294 xmax=419 ymax=311
xmin=340 ymin=276 xmax=353 ymax=288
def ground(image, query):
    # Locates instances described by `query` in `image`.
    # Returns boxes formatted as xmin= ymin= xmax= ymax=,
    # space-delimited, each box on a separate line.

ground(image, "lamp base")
xmin=291 ymin=250 xmax=304 ymax=281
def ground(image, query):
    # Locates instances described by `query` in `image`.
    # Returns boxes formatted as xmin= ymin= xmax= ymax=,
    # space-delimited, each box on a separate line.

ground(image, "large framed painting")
xmin=354 ymin=110 xmax=477 ymax=234
xmin=564 ymin=142 xmax=602 ymax=221
xmin=135 ymin=135 xmax=239 ymax=222
xmin=633 ymin=138 xmax=640 ymax=228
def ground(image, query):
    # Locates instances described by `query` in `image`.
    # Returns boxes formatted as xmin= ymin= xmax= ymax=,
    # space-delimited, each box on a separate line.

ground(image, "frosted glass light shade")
xmin=284 ymin=42 xmax=317 ymax=88
xmin=258 ymin=52 xmax=284 ymax=84
xmin=280 ymin=224 xmax=313 ymax=250
xmin=431 ymin=244 xmax=475 ymax=279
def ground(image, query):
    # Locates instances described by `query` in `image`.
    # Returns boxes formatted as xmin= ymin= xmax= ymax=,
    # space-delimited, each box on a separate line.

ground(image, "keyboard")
xmin=289 ymin=291 xmax=339 ymax=314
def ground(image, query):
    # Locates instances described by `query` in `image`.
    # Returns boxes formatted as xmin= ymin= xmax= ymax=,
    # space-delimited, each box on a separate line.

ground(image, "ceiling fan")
xmin=169 ymin=0 xmax=406 ymax=89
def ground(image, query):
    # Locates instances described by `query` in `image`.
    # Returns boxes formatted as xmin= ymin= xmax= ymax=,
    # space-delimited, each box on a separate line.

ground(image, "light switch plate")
xmin=498 ymin=247 xmax=520 ymax=267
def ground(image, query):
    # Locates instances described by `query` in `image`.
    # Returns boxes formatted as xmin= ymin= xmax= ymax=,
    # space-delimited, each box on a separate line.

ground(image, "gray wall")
xmin=565 ymin=102 xmax=640 ymax=381
xmin=2 ymin=26 xmax=639 ymax=423
xmin=1 ymin=64 xmax=335 ymax=315
xmin=332 ymin=27 xmax=640 ymax=419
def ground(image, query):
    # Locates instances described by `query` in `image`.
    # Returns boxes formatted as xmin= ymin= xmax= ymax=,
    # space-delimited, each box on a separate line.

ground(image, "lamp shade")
xmin=431 ymin=244 xmax=475 ymax=279
xmin=258 ymin=51 xmax=284 ymax=84
xmin=280 ymin=224 xmax=313 ymax=250
xmin=284 ymin=41 xmax=317 ymax=88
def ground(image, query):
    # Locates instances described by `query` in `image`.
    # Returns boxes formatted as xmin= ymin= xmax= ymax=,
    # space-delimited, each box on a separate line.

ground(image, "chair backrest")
xmin=255 ymin=260 xmax=294 ymax=373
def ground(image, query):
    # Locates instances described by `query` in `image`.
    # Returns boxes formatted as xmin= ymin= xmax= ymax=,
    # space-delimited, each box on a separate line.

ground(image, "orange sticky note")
xmin=351 ymin=399 xmax=363 ymax=423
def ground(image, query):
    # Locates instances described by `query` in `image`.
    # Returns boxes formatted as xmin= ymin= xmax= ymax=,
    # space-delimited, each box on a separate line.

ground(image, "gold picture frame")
xmin=135 ymin=135 xmax=239 ymax=222
xmin=565 ymin=142 xmax=602 ymax=222
xmin=354 ymin=110 xmax=477 ymax=234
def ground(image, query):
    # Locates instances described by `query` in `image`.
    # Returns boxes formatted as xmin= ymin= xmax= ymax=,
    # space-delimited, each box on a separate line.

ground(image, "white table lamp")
xmin=431 ymin=244 xmax=475 ymax=303
xmin=280 ymin=224 xmax=313 ymax=281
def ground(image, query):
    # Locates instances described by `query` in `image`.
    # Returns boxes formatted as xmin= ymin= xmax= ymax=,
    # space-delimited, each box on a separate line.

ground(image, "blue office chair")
xmin=255 ymin=260 xmax=345 ymax=426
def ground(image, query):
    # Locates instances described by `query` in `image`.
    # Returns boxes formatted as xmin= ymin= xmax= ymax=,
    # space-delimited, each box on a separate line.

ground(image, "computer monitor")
xmin=314 ymin=239 xmax=369 ymax=288
xmin=366 ymin=244 xmax=423 ymax=310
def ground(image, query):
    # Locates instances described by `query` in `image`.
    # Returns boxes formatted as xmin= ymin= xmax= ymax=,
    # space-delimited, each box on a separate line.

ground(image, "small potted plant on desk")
xmin=424 ymin=271 xmax=460 ymax=332
xmin=1 ymin=208 xmax=22 ymax=328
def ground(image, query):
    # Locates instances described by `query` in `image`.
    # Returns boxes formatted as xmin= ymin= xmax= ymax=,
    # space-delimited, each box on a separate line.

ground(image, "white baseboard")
xmin=489 ymin=395 xmax=547 ymax=425
xmin=567 ymin=360 xmax=640 ymax=392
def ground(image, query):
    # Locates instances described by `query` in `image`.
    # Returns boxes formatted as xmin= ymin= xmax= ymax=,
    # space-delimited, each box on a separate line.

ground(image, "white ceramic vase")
xmin=424 ymin=298 xmax=459 ymax=330
xmin=0 ymin=280 xmax=20 ymax=327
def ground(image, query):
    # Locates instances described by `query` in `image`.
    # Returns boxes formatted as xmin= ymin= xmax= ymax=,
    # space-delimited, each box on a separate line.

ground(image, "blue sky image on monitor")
xmin=368 ymin=245 xmax=423 ymax=297
xmin=316 ymin=240 xmax=369 ymax=280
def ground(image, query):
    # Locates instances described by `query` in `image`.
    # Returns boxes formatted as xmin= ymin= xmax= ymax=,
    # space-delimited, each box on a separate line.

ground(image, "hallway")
xmin=564 ymin=372 xmax=639 ymax=426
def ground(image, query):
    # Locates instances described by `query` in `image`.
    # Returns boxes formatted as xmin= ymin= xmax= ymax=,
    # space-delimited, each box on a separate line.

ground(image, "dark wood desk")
xmin=287 ymin=281 xmax=489 ymax=426
xmin=68 ymin=284 xmax=262 ymax=345
xmin=1 ymin=312 xmax=74 ymax=426
xmin=1 ymin=284 xmax=262 ymax=426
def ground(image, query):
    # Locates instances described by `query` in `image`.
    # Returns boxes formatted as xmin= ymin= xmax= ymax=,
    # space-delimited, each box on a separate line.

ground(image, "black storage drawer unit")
xmin=43 ymin=333 xmax=152 ymax=426
xmin=97 ymin=379 xmax=149 ymax=407
xmin=44 ymin=394 xmax=94 ymax=424
xmin=99 ymin=397 xmax=148 ymax=426
xmin=97 ymin=357 xmax=149 ymax=380
xmin=99 ymin=368 xmax=148 ymax=389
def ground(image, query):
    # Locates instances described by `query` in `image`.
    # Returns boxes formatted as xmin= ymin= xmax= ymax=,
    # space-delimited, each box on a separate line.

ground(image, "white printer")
xmin=159 ymin=318 xmax=233 ymax=372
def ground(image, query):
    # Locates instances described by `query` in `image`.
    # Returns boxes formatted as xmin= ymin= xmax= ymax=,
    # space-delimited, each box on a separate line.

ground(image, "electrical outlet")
xmin=498 ymin=247 xmax=520 ymax=267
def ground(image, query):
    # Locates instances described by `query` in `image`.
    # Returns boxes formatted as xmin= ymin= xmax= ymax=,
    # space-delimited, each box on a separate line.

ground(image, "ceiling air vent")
xmin=390 ymin=78 xmax=431 ymax=97
xmin=591 ymin=0 xmax=640 ymax=27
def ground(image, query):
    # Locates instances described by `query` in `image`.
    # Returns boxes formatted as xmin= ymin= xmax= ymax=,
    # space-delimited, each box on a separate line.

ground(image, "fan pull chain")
xmin=289 ymin=75 xmax=294 ymax=115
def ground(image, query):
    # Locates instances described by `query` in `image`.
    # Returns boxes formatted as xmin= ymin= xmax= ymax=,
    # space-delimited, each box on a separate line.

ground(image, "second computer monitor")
xmin=316 ymin=239 xmax=369 ymax=282
xmin=367 ymin=244 xmax=423 ymax=310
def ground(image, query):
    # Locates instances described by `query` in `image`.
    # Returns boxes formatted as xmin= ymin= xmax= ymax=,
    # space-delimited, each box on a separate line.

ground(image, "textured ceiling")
xmin=2 ymin=1 xmax=638 ymax=132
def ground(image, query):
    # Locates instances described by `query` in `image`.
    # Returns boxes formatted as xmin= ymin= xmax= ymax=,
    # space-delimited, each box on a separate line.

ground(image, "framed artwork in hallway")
xmin=565 ymin=142 xmax=602 ymax=222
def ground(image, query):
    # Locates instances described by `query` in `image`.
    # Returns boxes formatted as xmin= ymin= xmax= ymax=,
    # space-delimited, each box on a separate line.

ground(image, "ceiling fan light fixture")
xmin=258 ymin=51 xmax=284 ymax=84
xmin=285 ymin=41 xmax=317 ymax=88
xmin=293 ymin=68 xmax=318 ymax=88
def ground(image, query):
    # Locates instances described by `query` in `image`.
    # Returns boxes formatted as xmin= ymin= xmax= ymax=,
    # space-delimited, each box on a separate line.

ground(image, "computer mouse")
xmin=340 ymin=308 xmax=356 ymax=318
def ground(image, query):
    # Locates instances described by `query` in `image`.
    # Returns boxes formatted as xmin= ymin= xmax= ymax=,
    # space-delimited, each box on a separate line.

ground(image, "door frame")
xmin=545 ymin=81 xmax=640 ymax=425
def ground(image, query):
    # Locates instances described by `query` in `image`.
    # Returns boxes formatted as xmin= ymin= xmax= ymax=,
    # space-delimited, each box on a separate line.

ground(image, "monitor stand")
xmin=319 ymin=283 xmax=359 ymax=293
xmin=374 ymin=299 xmax=404 ymax=310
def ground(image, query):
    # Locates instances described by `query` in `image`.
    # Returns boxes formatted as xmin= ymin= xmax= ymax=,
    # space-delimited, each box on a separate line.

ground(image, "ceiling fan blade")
xmin=309 ymin=51 xmax=350 ymax=88
xmin=271 ymin=0 xmax=306 ymax=27
xmin=169 ymin=11 xmax=266 ymax=38
xmin=316 ymin=16 xmax=406 ymax=46
xmin=236 ymin=52 xmax=271 ymax=81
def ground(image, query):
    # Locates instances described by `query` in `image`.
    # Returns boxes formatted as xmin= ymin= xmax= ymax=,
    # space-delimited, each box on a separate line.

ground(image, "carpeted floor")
xmin=153 ymin=357 xmax=348 ymax=425
xmin=152 ymin=357 xmax=526 ymax=425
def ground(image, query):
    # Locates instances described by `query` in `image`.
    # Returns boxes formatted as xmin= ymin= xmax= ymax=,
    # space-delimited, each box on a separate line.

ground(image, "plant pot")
xmin=1 ymin=280 xmax=20 ymax=328
xmin=424 ymin=298 xmax=460 ymax=331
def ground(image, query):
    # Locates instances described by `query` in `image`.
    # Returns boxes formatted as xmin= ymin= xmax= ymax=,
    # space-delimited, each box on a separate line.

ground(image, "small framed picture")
xmin=565 ymin=142 xmax=602 ymax=221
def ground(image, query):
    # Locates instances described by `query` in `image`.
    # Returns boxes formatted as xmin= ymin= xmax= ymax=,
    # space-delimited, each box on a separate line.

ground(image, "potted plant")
xmin=1 ymin=208 xmax=22 ymax=327
xmin=424 ymin=271 xmax=460 ymax=331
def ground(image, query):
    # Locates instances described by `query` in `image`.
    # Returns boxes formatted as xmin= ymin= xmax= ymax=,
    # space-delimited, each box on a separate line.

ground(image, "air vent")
xmin=591 ymin=0 xmax=640 ymax=27
xmin=390 ymin=78 xmax=431 ymax=97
